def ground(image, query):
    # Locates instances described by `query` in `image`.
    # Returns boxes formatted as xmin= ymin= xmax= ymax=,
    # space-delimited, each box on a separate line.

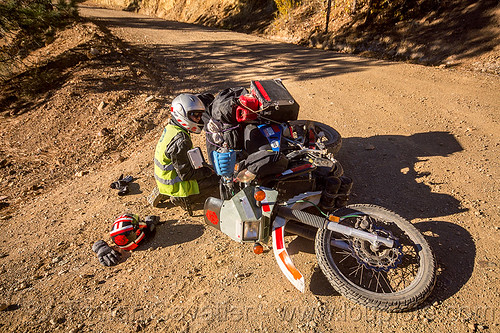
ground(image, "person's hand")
xmin=92 ymin=240 xmax=121 ymax=266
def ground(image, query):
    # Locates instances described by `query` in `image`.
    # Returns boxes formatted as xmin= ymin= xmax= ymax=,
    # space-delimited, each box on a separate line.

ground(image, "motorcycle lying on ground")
xmin=202 ymin=80 xmax=436 ymax=312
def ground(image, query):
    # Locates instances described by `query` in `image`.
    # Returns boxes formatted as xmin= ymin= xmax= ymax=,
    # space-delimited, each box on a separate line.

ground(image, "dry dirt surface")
xmin=0 ymin=3 xmax=499 ymax=333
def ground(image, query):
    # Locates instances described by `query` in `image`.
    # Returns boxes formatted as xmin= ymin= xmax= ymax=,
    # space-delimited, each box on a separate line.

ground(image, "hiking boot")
xmin=147 ymin=187 xmax=168 ymax=207
xmin=171 ymin=196 xmax=193 ymax=216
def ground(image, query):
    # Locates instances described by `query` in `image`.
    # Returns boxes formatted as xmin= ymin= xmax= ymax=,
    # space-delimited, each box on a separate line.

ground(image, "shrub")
xmin=0 ymin=0 xmax=79 ymax=79
xmin=274 ymin=0 xmax=301 ymax=17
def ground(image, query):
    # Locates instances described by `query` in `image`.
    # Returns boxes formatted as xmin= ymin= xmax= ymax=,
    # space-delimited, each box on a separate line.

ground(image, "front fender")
xmin=272 ymin=192 xmax=322 ymax=292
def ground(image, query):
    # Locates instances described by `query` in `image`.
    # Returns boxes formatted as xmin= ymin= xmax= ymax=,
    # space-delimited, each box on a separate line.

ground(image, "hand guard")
xmin=92 ymin=240 xmax=121 ymax=266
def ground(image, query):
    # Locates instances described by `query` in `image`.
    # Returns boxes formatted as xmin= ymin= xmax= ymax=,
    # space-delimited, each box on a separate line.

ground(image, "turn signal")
xmin=253 ymin=243 xmax=264 ymax=254
xmin=328 ymin=215 xmax=340 ymax=222
xmin=254 ymin=189 xmax=266 ymax=202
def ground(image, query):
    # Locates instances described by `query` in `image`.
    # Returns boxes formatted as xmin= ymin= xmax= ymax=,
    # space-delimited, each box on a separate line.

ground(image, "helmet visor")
xmin=188 ymin=111 xmax=204 ymax=124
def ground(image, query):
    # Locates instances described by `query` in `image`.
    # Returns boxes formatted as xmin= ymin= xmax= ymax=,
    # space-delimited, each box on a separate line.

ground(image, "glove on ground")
xmin=92 ymin=240 xmax=121 ymax=266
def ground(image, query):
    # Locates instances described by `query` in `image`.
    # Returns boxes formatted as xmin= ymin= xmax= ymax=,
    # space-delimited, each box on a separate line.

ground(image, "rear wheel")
xmin=315 ymin=204 xmax=436 ymax=312
xmin=288 ymin=120 xmax=342 ymax=154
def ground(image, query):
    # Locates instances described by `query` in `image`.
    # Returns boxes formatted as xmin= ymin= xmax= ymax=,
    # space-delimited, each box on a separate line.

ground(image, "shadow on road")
xmin=81 ymin=4 xmax=224 ymax=32
xmin=310 ymin=269 xmax=339 ymax=297
xmin=414 ymin=220 xmax=476 ymax=304
xmin=135 ymin=39 xmax=381 ymax=89
xmin=306 ymin=131 xmax=474 ymax=303
xmin=137 ymin=219 xmax=205 ymax=250
xmin=337 ymin=131 xmax=466 ymax=220
xmin=284 ymin=236 xmax=341 ymax=297
xmin=80 ymin=4 xmax=388 ymax=94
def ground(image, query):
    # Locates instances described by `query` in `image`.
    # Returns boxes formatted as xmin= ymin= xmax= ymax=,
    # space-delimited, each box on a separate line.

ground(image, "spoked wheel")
xmin=315 ymin=204 xmax=436 ymax=312
xmin=288 ymin=120 xmax=342 ymax=155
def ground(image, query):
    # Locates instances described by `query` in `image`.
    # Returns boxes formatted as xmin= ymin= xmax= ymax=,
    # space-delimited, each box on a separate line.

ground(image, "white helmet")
xmin=170 ymin=94 xmax=206 ymax=134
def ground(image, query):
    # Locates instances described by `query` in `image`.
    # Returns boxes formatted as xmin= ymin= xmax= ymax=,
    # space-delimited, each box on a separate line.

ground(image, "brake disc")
xmin=348 ymin=227 xmax=403 ymax=272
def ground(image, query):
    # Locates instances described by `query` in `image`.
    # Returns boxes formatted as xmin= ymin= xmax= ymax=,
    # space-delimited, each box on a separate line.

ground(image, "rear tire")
xmin=315 ymin=204 xmax=436 ymax=312
xmin=289 ymin=120 xmax=342 ymax=155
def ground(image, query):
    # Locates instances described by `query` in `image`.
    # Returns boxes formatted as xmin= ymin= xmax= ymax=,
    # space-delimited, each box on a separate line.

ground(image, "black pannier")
xmin=250 ymin=79 xmax=299 ymax=122
xmin=210 ymin=87 xmax=248 ymax=124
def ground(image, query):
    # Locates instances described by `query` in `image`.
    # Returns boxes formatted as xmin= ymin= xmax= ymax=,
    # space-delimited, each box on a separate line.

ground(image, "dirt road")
xmin=0 ymin=3 xmax=499 ymax=332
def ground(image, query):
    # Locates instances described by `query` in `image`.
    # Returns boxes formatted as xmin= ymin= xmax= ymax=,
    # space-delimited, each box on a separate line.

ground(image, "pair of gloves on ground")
xmin=92 ymin=215 xmax=160 ymax=266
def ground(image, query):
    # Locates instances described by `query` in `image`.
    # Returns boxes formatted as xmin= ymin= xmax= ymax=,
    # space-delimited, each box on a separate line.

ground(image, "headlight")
xmin=243 ymin=221 xmax=260 ymax=241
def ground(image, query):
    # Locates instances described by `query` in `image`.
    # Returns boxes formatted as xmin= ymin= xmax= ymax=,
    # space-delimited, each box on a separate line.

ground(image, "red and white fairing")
xmin=272 ymin=192 xmax=322 ymax=293
xmin=272 ymin=222 xmax=305 ymax=292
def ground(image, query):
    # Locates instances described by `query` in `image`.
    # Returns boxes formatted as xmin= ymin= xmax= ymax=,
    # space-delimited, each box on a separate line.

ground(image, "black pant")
xmin=190 ymin=174 xmax=220 ymax=203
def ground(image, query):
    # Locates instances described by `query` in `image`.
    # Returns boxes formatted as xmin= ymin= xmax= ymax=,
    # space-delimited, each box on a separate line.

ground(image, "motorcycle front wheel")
xmin=288 ymin=120 xmax=342 ymax=155
xmin=315 ymin=204 xmax=436 ymax=312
